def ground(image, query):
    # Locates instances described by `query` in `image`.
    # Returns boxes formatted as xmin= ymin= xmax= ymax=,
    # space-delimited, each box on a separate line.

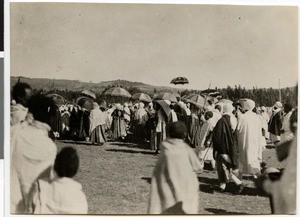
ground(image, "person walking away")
xmin=11 ymin=82 xmax=32 ymax=126
xmin=148 ymin=122 xmax=201 ymax=214
xmin=212 ymin=103 xmax=243 ymax=192
xmin=189 ymin=104 xmax=202 ymax=148
xmin=32 ymin=147 xmax=88 ymax=214
xmin=236 ymin=99 xmax=262 ymax=179
xmin=268 ymin=102 xmax=283 ymax=147
xmin=196 ymin=111 xmax=216 ymax=170
xmin=11 ymin=94 xmax=58 ymax=213
xmin=89 ymin=102 xmax=107 ymax=145
xmin=136 ymin=102 xmax=149 ymax=141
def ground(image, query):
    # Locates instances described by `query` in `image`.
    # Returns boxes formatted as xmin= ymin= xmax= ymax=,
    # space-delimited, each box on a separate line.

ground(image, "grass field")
xmin=56 ymin=139 xmax=282 ymax=215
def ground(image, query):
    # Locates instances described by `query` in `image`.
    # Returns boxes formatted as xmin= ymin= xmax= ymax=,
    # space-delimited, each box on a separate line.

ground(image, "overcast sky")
xmin=10 ymin=3 xmax=298 ymax=90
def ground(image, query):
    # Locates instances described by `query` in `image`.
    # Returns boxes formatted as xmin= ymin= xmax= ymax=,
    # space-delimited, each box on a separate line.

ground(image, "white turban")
xmin=261 ymin=106 xmax=267 ymax=111
xmin=223 ymin=103 xmax=234 ymax=114
xmin=240 ymin=99 xmax=255 ymax=111
xmin=274 ymin=101 xmax=283 ymax=109
xmin=139 ymin=102 xmax=145 ymax=109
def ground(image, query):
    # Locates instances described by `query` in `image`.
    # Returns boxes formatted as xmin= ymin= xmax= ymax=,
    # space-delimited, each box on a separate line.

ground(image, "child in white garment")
xmin=32 ymin=147 xmax=88 ymax=214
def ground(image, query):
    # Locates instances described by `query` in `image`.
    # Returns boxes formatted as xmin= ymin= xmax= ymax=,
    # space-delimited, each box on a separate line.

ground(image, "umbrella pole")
xmin=202 ymin=82 xmax=211 ymax=111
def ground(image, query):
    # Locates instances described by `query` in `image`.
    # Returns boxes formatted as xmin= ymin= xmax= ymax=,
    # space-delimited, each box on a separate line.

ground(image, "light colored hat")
xmin=139 ymin=102 xmax=145 ymax=108
xmin=274 ymin=101 xmax=283 ymax=109
xmin=240 ymin=99 xmax=255 ymax=111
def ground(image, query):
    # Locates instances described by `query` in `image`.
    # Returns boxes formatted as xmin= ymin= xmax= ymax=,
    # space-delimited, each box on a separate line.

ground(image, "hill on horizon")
xmin=10 ymin=76 xmax=182 ymax=94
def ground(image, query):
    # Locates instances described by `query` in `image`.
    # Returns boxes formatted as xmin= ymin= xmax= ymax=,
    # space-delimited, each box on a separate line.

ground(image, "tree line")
xmin=35 ymin=84 xmax=297 ymax=108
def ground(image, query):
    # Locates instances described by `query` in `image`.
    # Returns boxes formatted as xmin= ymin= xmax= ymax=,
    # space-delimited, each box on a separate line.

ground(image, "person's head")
xmin=167 ymin=121 xmax=187 ymax=139
xmin=273 ymin=101 xmax=282 ymax=111
xmin=261 ymin=106 xmax=267 ymax=112
xmin=124 ymin=102 xmax=129 ymax=108
xmin=204 ymin=111 xmax=213 ymax=120
xmin=223 ymin=103 xmax=234 ymax=114
xmin=284 ymin=103 xmax=293 ymax=114
xmin=93 ymin=102 xmax=99 ymax=109
xmin=139 ymin=102 xmax=144 ymax=109
xmin=12 ymin=82 xmax=32 ymax=106
xmin=27 ymin=94 xmax=57 ymax=125
xmin=240 ymin=99 xmax=255 ymax=113
xmin=54 ymin=147 xmax=79 ymax=178
xmin=215 ymin=104 xmax=222 ymax=113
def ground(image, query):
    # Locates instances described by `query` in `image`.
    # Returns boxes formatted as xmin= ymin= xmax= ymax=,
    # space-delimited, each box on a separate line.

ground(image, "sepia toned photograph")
xmin=9 ymin=2 xmax=297 ymax=215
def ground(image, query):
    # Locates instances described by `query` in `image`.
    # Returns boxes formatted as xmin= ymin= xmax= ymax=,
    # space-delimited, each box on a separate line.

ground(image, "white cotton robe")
xmin=10 ymin=120 xmax=57 ymax=213
xmin=10 ymin=103 xmax=28 ymax=126
xmin=33 ymin=177 xmax=88 ymax=214
xmin=236 ymin=111 xmax=262 ymax=175
xmin=89 ymin=108 xmax=106 ymax=135
xmin=148 ymin=138 xmax=201 ymax=214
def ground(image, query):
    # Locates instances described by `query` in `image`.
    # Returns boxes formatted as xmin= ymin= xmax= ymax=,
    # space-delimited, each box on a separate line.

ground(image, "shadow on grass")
xmin=197 ymin=176 xmax=219 ymax=185
xmin=205 ymin=208 xmax=248 ymax=215
xmin=106 ymin=148 xmax=157 ymax=155
xmin=59 ymin=139 xmax=104 ymax=147
xmin=199 ymin=184 xmax=216 ymax=194
xmin=141 ymin=177 xmax=152 ymax=184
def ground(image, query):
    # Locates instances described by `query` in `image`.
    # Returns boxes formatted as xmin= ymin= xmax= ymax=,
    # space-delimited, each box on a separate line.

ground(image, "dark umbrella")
xmin=46 ymin=94 xmax=66 ymax=106
xmin=170 ymin=77 xmax=189 ymax=85
xmin=76 ymin=96 xmax=94 ymax=112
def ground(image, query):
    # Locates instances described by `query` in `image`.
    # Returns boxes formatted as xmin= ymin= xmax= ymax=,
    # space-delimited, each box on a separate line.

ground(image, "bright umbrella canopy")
xmin=170 ymin=77 xmax=189 ymax=85
xmin=132 ymin=93 xmax=152 ymax=103
xmin=46 ymin=93 xmax=66 ymax=106
xmin=81 ymin=90 xmax=96 ymax=99
xmin=185 ymin=94 xmax=209 ymax=107
xmin=104 ymin=87 xmax=132 ymax=98
xmin=153 ymin=92 xmax=178 ymax=103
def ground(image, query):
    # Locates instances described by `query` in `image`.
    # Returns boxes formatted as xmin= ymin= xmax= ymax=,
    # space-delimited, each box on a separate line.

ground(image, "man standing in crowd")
xmin=236 ymin=99 xmax=262 ymax=179
xmin=280 ymin=103 xmax=294 ymax=144
xmin=268 ymin=101 xmax=283 ymax=147
xmin=10 ymin=82 xmax=32 ymax=125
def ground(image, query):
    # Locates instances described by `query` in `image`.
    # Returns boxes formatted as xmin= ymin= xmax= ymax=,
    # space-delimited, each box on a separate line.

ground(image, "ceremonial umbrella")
xmin=153 ymin=92 xmax=178 ymax=103
xmin=104 ymin=87 xmax=131 ymax=98
xmin=153 ymin=99 xmax=171 ymax=119
xmin=46 ymin=93 xmax=66 ymax=106
xmin=81 ymin=90 xmax=96 ymax=99
xmin=132 ymin=93 xmax=152 ymax=103
xmin=185 ymin=94 xmax=208 ymax=107
xmin=76 ymin=96 xmax=94 ymax=112
xmin=170 ymin=77 xmax=189 ymax=85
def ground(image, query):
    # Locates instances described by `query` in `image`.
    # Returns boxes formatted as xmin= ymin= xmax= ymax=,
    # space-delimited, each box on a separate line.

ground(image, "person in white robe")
xmin=33 ymin=147 xmax=88 ymax=214
xmin=148 ymin=122 xmax=201 ymax=214
xmin=11 ymin=95 xmax=57 ymax=214
xmin=89 ymin=102 xmax=107 ymax=145
xmin=279 ymin=103 xmax=294 ymax=144
xmin=236 ymin=99 xmax=262 ymax=178
xmin=196 ymin=111 xmax=216 ymax=170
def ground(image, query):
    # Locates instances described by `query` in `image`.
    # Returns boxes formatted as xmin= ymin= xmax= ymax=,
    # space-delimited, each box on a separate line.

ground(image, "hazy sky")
xmin=11 ymin=3 xmax=298 ymax=90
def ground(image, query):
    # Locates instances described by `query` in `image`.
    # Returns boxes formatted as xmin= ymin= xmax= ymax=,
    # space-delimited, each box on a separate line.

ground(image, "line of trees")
xmin=36 ymin=84 xmax=297 ymax=108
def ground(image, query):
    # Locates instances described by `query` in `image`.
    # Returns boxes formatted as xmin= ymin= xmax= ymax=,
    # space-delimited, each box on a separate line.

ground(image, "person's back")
xmin=148 ymin=122 xmax=201 ymax=214
xmin=33 ymin=147 xmax=88 ymax=214
xmin=11 ymin=94 xmax=57 ymax=213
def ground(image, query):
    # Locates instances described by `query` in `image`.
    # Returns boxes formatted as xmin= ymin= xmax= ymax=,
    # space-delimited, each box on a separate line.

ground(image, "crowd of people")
xmin=10 ymin=82 xmax=297 ymax=214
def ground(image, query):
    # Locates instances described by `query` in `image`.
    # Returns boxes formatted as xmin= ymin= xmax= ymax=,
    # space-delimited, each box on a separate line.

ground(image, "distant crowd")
xmin=10 ymin=82 xmax=297 ymax=214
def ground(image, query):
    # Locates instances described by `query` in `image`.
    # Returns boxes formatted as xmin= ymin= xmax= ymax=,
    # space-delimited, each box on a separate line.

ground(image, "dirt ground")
xmin=56 ymin=139 xmax=282 ymax=215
